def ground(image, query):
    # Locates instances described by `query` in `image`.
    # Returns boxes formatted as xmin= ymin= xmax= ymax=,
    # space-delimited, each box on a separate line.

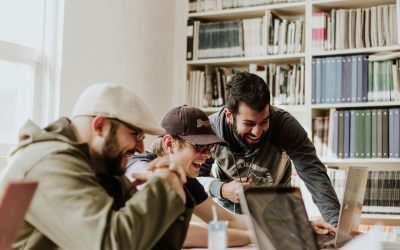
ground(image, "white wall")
xmin=60 ymin=0 xmax=177 ymax=148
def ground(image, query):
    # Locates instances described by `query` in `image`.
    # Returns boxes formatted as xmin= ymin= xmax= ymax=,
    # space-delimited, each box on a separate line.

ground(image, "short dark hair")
xmin=225 ymin=71 xmax=270 ymax=117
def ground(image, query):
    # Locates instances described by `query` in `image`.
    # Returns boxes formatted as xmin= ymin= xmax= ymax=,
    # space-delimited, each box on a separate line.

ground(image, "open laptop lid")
xmin=239 ymin=186 xmax=319 ymax=250
xmin=334 ymin=166 xmax=369 ymax=248
xmin=0 ymin=181 xmax=38 ymax=250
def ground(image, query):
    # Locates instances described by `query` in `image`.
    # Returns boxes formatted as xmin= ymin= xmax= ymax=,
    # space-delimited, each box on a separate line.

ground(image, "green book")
xmin=389 ymin=60 xmax=394 ymax=101
xmin=371 ymin=109 xmax=377 ymax=158
xmin=373 ymin=61 xmax=379 ymax=102
xmin=368 ymin=61 xmax=374 ymax=102
xmin=382 ymin=61 xmax=390 ymax=101
xmin=365 ymin=109 xmax=372 ymax=158
xmin=355 ymin=110 xmax=366 ymax=158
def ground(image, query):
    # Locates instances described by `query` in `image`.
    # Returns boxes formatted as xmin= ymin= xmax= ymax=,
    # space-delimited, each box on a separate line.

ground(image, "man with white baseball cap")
xmin=0 ymin=83 xmax=194 ymax=250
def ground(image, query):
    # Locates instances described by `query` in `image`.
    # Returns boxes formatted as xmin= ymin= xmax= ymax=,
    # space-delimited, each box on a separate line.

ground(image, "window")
xmin=0 ymin=0 xmax=64 ymax=155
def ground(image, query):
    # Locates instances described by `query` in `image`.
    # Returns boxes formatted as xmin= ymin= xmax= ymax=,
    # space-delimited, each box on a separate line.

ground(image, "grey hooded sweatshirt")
xmin=197 ymin=106 xmax=340 ymax=226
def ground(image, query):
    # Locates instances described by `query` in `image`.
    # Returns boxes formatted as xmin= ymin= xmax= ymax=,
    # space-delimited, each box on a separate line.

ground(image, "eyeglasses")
xmin=107 ymin=118 xmax=145 ymax=142
xmin=174 ymin=137 xmax=216 ymax=154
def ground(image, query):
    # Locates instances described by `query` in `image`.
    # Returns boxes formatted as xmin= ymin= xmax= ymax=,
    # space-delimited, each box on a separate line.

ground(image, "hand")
xmin=310 ymin=220 xmax=337 ymax=235
xmin=147 ymin=157 xmax=187 ymax=184
xmin=132 ymin=168 xmax=186 ymax=204
xmin=221 ymin=175 xmax=252 ymax=203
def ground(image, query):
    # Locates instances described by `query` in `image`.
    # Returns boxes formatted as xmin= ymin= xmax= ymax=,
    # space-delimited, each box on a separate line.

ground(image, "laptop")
xmin=239 ymin=167 xmax=400 ymax=249
xmin=0 ymin=181 xmax=38 ymax=250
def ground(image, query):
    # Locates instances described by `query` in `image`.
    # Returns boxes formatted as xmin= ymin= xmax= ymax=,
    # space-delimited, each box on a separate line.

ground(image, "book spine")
xmin=382 ymin=109 xmax=389 ymax=158
xmin=187 ymin=19 xmax=195 ymax=60
xmin=352 ymin=55 xmax=358 ymax=103
xmin=350 ymin=110 xmax=356 ymax=158
xmin=365 ymin=109 xmax=372 ymax=158
xmin=338 ymin=110 xmax=344 ymax=158
xmin=395 ymin=109 xmax=400 ymax=158
xmin=377 ymin=109 xmax=383 ymax=158
xmin=357 ymin=55 xmax=363 ymax=102
xmin=333 ymin=110 xmax=339 ymax=158
xmin=389 ymin=109 xmax=394 ymax=158
xmin=355 ymin=110 xmax=365 ymax=158
xmin=321 ymin=58 xmax=326 ymax=103
xmin=344 ymin=110 xmax=350 ymax=158
xmin=336 ymin=56 xmax=342 ymax=103
xmin=372 ymin=109 xmax=377 ymax=158
xmin=362 ymin=55 xmax=369 ymax=102
xmin=316 ymin=58 xmax=322 ymax=104
xmin=312 ymin=58 xmax=316 ymax=104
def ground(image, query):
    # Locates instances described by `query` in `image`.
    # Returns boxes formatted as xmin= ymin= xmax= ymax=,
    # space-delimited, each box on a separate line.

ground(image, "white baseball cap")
xmin=72 ymin=83 xmax=166 ymax=135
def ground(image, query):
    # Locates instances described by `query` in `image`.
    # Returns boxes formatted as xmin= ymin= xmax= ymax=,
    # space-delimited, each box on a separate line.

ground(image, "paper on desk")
xmin=340 ymin=223 xmax=382 ymax=250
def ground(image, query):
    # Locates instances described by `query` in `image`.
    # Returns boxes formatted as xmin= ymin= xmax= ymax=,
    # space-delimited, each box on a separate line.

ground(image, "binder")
xmin=394 ymin=109 xmax=400 ymax=158
xmin=377 ymin=109 xmax=383 ymax=158
xmin=336 ymin=56 xmax=342 ymax=103
xmin=333 ymin=110 xmax=339 ymax=158
xmin=382 ymin=109 xmax=389 ymax=158
xmin=365 ymin=109 xmax=372 ymax=158
xmin=338 ymin=110 xmax=344 ymax=158
xmin=362 ymin=55 xmax=369 ymax=102
xmin=355 ymin=110 xmax=365 ymax=158
xmin=321 ymin=58 xmax=326 ymax=103
xmin=344 ymin=110 xmax=350 ymax=158
xmin=312 ymin=58 xmax=316 ymax=104
xmin=389 ymin=109 xmax=394 ymax=158
xmin=351 ymin=55 xmax=358 ymax=103
xmin=316 ymin=58 xmax=322 ymax=104
xmin=350 ymin=110 xmax=356 ymax=158
xmin=372 ymin=109 xmax=377 ymax=158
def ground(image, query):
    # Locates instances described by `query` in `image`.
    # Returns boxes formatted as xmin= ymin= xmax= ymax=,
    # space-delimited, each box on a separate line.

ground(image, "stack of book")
xmin=249 ymin=60 xmax=305 ymax=106
xmin=188 ymin=0 xmax=304 ymax=13
xmin=363 ymin=171 xmax=400 ymax=215
xmin=313 ymin=108 xmax=400 ymax=159
xmin=186 ymin=12 xmax=305 ymax=60
xmin=187 ymin=67 xmax=239 ymax=108
xmin=327 ymin=169 xmax=400 ymax=215
xmin=312 ymin=5 xmax=398 ymax=52
xmin=312 ymin=56 xmax=400 ymax=104
xmin=312 ymin=116 xmax=329 ymax=158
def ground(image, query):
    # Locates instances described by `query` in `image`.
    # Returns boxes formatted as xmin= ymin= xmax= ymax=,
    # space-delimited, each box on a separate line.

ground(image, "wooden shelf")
xmin=187 ymin=53 xmax=306 ymax=66
xmin=312 ymin=0 xmax=396 ymax=11
xmin=188 ymin=2 xmax=306 ymax=21
xmin=319 ymin=158 xmax=400 ymax=163
xmin=312 ymin=45 xmax=400 ymax=57
xmin=361 ymin=214 xmax=400 ymax=220
xmin=311 ymin=102 xmax=400 ymax=109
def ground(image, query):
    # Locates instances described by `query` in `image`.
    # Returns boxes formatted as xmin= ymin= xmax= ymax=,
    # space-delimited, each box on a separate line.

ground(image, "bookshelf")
xmin=183 ymin=0 xmax=400 ymax=225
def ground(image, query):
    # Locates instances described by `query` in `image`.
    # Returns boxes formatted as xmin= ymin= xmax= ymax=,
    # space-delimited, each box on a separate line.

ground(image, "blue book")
xmin=312 ymin=58 xmax=316 ymax=104
xmin=394 ymin=108 xmax=400 ymax=158
xmin=344 ymin=110 xmax=350 ymax=158
xmin=321 ymin=58 xmax=326 ymax=103
xmin=389 ymin=109 xmax=394 ymax=158
xmin=327 ymin=57 xmax=336 ymax=103
xmin=351 ymin=55 xmax=358 ymax=103
xmin=362 ymin=55 xmax=368 ymax=102
xmin=316 ymin=58 xmax=322 ymax=104
xmin=325 ymin=58 xmax=331 ymax=103
xmin=338 ymin=110 xmax=344 ymax=158
xmin=333 ymin=110 xmax=339 ymax=158
xmin=341 ymin=56 xmax=352 ymax=103
xmin=350 ymin=110 xmax=356 ymax=158
xmin=357 ymin=55 xmax=363 ymax=102
xmin=335 ymin=56 xmax=342 ymax=103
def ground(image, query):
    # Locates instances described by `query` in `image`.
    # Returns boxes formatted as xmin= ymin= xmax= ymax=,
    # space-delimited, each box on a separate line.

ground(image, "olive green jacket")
xmin=0 ymin=118 xmax=194 ymax=250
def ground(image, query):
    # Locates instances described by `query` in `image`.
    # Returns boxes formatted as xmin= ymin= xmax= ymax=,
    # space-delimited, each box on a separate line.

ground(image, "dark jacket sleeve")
xmin=276 ymin=112 xmax=340 ymax=226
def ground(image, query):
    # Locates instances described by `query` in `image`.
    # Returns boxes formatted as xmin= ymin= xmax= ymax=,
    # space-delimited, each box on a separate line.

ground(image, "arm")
xmin=183 ymin=222 xmax=252 ymax=248
xmin=25 ymin=153 xmax=190 ymax=250
xmin=194 ymin=197 xmax=248 ymax=230
xmin=279 ymin=113 xmax=340 ymax=226
xmin=197 ymin=157 xmax=227 ymax=198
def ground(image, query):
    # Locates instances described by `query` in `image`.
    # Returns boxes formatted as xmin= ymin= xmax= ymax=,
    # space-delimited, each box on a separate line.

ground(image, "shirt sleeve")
xmin=125 ymin=160 xmax=149 ymax=190
xmin=185 ymin=178 xmax=209 ymax=206
xmin=198 ymin=157 xmax=225 ymax=199
xmin=278 ymin=112 xmax=340 ymax=226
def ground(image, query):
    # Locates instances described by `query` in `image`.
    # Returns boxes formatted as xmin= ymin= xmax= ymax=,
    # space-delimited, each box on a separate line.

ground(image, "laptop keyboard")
xmin=316 ymin=234 xmax=335 ymax=244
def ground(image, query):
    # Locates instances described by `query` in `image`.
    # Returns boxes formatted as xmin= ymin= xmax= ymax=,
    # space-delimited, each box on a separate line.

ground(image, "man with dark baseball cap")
xmin=126 ymin=105 xmax=253 ymax=248
xmin=0 ymin=83 xmax=193 ymax=250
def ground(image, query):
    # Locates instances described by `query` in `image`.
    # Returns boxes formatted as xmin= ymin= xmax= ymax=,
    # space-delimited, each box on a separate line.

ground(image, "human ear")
xmin=163 ymin=135 xmax=174 ymax=154
xmin=224 ymin=108 xmax=233 ymax=125
xmin=92 ymin=116 xmax=108 ymax=137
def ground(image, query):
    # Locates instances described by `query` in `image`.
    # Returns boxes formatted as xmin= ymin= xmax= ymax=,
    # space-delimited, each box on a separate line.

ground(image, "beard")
xmin=232 ymin=116 xmax=265 ymax=150
xmin=101 ymin=123 xmax=126 ymax=176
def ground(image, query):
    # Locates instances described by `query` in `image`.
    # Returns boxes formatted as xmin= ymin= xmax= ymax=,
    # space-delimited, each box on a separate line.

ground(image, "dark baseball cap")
xmin=160 ymin=105 xmax=228 ymax=146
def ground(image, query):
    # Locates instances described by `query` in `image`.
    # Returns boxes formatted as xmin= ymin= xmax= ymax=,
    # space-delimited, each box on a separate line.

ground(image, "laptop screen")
xmin=242 ymin=187 xmax=318 ymax=250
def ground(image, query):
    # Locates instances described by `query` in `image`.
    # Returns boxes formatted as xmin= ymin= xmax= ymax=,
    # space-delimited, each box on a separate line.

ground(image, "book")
xmin=377 ymin=109 xmax=383 ymax=158
xmin=344 ymin=110 xmax=350 ymax=158
xmin=350 ymin=110 xmax=356 ymax=158
xmin=365 ymin=109 xmax=372 ymax=158
xmin=382 ymin=109 xmax=389 ymax=158
xmin=371 ymin=109 xmax=377 ymax=158
xmin=338 ymin=110 xmax=344 ymax=158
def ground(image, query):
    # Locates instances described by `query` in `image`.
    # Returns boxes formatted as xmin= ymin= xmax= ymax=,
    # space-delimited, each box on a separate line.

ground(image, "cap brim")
xmin=142 ymin=126 xmax=166 ymax=136
xmin=179 ymin=134 xmax=228 ymax=147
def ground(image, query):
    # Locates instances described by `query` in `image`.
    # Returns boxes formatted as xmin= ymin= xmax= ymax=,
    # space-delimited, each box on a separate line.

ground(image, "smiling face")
xmin=101 ymin=119 xmax=145 ymax=176
xmin=165 ymin=136 xmax=211 ymax=178
xmin=226 ymin=103 xmax=270 ymax=150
